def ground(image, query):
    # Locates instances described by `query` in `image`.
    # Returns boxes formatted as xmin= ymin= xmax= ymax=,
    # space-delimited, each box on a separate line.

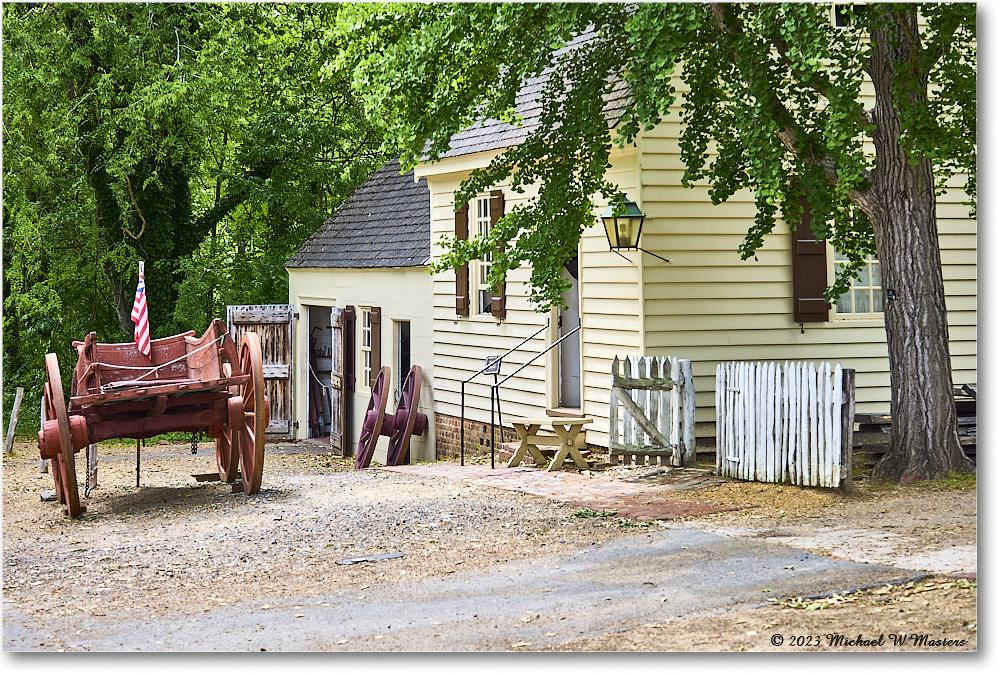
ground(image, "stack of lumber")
xmin=853 ymin=384 xmax=976 ymax=467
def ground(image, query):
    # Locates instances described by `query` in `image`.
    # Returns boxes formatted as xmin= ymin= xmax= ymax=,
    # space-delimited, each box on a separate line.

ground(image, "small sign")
xmin=484 ymin=355 xmax=502 ymax=375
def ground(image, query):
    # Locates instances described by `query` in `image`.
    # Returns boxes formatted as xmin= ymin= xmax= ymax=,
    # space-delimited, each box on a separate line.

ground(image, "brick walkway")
xmin=380 ymin=462 xmax=738 ymax=521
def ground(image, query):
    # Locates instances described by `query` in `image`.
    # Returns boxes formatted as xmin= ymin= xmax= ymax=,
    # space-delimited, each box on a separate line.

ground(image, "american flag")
xmin=130 ymin=261 xmax=151 ymax=357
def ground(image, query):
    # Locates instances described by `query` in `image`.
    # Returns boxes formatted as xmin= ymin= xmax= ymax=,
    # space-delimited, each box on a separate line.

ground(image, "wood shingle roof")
xmin=285 ymin=157 xmax=429 ymax=269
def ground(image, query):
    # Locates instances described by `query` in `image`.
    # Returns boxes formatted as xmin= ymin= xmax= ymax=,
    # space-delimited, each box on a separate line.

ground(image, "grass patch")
xmin=917 ymin=471 xmax=976 ymax=491
xmin=611 ymin=518 xmax=654 ymax=529
xmin=571 ymin=507 xmax=618 ymax=519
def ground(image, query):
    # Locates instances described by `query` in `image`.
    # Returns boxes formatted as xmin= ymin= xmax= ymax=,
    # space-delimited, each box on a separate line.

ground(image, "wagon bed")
xmin=38 ymin=319 xmax=269 ymax=518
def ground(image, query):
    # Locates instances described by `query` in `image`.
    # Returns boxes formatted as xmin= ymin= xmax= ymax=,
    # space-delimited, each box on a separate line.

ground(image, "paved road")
xmin=4 ymin=525 xmax=919 ymax=651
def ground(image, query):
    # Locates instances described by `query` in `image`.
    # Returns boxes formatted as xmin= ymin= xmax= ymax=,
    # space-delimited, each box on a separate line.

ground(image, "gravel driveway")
xmin=2 ymin=439 xmax=977 ymax=651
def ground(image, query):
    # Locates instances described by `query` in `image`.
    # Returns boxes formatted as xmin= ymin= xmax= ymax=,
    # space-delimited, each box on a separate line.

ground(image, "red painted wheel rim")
xmin=387 ymin=366 xmax=423 ymax=466
xmin=237 ymin=332 xmax=266 ymax=494
xmin=43 ymin=353 xmax=82 ymax=517
xmin=355 ymin=367 xmax=389 ymax=469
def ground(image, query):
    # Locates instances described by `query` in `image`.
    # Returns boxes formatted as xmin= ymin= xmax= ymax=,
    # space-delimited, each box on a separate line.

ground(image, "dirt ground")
xmin=1 ymin=438 xmax=977 ymax=652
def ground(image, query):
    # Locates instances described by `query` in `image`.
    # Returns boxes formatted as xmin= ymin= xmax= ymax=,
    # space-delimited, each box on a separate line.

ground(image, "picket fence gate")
xmin=609 ymin=355 xmax=696 ymax=467
xmin=715 ymin=361 xmax=854 ymax=489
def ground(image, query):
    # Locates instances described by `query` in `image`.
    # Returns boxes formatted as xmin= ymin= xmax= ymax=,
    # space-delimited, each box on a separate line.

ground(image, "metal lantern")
xmin=600 ymin=199 xmax=669 ymax=263
xmin=601 ymin=200 xmax=646 ymax=249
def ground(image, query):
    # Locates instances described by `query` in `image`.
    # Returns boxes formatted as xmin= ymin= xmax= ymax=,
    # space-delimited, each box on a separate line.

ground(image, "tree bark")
xmin=102 ymin=260 xmax=135 ymax=338
xmin=861 ymin=6 xmax=974 ymax=482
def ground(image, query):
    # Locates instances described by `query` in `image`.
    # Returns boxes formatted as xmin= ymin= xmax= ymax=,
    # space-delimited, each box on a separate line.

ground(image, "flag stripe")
xmin=131 ymin=265 xmax=151 ymax=357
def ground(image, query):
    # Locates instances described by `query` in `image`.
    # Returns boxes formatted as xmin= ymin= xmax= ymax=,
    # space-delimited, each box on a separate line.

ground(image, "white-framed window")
xmin=472 ymin=196 xmax=493 ymax=314
xmin=833 ymin=250 xmax=883 ymax=316
xmin=360 ymin=306 xmax=372 ymax=386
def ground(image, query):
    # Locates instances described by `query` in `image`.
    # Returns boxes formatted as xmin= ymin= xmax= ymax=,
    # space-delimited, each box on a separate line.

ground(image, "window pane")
xmin=833 ymin=247 xmax=882 ymax=316
xmin=854 ymin=289 xmax=869 ymax=313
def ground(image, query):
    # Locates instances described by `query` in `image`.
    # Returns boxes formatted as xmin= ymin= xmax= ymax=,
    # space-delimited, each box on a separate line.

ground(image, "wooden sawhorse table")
xmin=507 ymin=418 xmax=593 ymax=471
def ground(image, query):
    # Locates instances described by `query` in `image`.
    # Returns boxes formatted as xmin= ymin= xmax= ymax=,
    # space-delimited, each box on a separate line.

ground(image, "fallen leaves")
xmin=770 ymin=578 xmax=977 ymax=612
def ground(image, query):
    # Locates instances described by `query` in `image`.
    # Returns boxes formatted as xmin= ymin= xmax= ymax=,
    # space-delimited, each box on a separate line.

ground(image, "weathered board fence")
xmin=609 ymin=355 xmax=696 ymax=467
xmin=715 ymin=361 xmax=854 ymax=490
xmin=227 ymin=304 xmax=294 ymax=439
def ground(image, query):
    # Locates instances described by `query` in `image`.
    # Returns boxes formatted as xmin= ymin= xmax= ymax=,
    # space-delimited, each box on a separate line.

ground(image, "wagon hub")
xmin=38 ymin=415 xmax=89 ymax=459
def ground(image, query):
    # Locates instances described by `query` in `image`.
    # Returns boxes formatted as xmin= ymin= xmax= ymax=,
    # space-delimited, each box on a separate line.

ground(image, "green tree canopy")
xmin=3 ymin=2 xmax=386 ymax=414
xmin=339 ymin=2 xmax=976 ymax=482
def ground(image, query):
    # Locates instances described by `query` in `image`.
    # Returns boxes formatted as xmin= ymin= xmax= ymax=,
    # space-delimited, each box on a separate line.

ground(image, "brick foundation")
xmin=434 ymin=412 xmax=519 ymax=461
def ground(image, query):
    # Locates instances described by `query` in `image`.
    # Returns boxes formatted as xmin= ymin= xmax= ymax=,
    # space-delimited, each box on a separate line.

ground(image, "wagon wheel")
xmin=387 ymin=366 xmax=427 ymax=467
xmin=355 ymin=367 xmax=390 ymax=470
xmin=237 ymin=332 xmax=267 ymax=494
xmin=44 ymin=353 xmax=83 ymax=517
xmin=215 ymin=362 xmax=240 ymax=483
xmin=42 ymin=383 xmax=66 ymax=504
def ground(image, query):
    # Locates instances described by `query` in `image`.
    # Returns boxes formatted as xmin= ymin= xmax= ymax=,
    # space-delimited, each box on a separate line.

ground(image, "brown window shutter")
xmin=369 ymin=306 xmax=381 ymax=387
xmin=455 ymin=202 xmax=470 ymax=316
xmin=791 ymin=197 xmax=830 ymax=322
xmin=489 ymin=189 xmax=506 ymax=320
xmin=344 ymin=305 xmax=356 ymax=392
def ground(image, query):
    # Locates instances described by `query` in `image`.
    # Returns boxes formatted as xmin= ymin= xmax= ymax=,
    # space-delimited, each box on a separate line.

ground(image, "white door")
xmin=558 ymin=263 xmax=581 ymax=409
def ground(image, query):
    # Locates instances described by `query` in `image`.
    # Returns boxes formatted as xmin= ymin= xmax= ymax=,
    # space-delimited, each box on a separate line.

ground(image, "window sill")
xmin=830 ymin=314 xmax=884 ymax=326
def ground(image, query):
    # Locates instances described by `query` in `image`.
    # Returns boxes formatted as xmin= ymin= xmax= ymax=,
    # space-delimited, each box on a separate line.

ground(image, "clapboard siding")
xmin=424 ymin=165 xmax=553 ymax=421
xmin=636 ymin=108 xmax=977 ymax=423
xmin=418 ymin=148 xmax=643 ymax=432
xmin=407 ymin=54 xmax=974 ymax=447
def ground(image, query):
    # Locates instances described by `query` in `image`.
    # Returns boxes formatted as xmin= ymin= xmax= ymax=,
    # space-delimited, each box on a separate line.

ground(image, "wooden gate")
xmin=609 ymin=355 xmax=696 ymax=467
xmin=227 ymin=304 xmax=294 ymax=439
xmin=715 ymin=361 xmax=854 ymax=489
xmin=329 ymin=307 xmax=347 ymax=456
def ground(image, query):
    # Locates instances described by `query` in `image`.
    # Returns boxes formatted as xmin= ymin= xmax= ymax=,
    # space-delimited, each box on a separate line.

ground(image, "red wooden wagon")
xmin=37 ymin=319 xmax=269 ymax=518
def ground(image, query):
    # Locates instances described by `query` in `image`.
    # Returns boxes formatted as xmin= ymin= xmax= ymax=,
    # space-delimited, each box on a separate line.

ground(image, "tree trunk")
xmin=862 ymin=7 xmax=974 ymax=482
xmin=102 ymin=260 xmax=135 ymax=338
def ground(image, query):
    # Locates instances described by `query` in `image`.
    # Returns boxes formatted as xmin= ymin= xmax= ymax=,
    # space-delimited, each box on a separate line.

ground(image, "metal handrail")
xmin=486 ymin=324 xmax=581 ymax=468
xmin=461 ymin=321 xmax=550 ymax=385
xmin=495 ymin=324 xmax=580 ymax=388
xmin=460 ymin=320 xmax=550 ymax=466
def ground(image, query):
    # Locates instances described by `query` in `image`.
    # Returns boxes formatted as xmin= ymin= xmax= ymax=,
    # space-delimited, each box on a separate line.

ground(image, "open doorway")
xmin=306 ymin=305 xmax=333 ymax=438
xmin=558 ymin=257 xmax=581 ymax=410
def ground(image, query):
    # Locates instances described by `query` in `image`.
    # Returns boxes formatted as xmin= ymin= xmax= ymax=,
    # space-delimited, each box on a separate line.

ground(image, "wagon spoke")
xmin=355 ymin=367 xmax=390 ymax=469
xmin=42 ymin=353 xmax=83 ymax=517
xmin=237 ymin=332 xmax=267 ymax=494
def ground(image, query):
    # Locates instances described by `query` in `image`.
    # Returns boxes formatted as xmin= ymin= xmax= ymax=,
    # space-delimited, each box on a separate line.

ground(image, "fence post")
xmin=680 ymin=359 xmax=696 ymax=466
xmin=4 ymin=387 xmax=25 ymax=455
xmin=840 ymin=368 xmax=856 ymax=495
xmin=609 ymin=357 xmax=620 ymax=465
xmin=668 ymin=357 xmax=679 ymax=466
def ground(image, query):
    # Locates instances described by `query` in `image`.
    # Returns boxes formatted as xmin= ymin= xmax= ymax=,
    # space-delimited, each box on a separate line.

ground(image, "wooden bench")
xmin=507 ymin=418 xmax=593 ymax=471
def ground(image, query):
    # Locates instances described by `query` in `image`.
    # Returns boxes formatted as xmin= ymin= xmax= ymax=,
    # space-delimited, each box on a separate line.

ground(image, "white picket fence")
xmin=715 ymin=361 xmax=854 ymax=488
xmin=609 ymin=355 xmax=696 ymax=467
